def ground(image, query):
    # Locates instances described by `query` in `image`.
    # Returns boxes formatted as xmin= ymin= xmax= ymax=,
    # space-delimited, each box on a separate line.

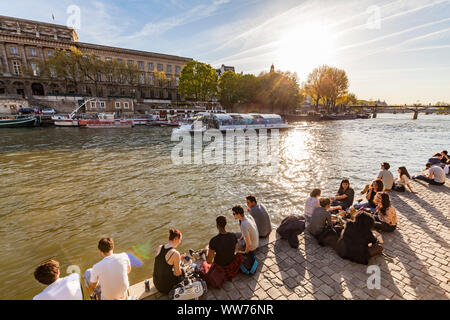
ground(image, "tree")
xmin=218 ymin=70 xmax=241 ymax=109
xmin=304 ymin=65 xmax=349 ymax=113
xmin=178 ymin=60 xmax=218 ymax=101
xmin=304 ymin=65 xmax=328 ymax=112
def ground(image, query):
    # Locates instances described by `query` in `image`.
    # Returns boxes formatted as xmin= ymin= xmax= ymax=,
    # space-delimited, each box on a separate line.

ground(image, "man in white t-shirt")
xmin=413 ymin=163 xmax=446 ymax=186
xmin=85 ymin=237 xmax=131 ymax=300
xmin=33 ymin=259 xmax=83 ymax=300
xmin=377 ymin=162 xmax=394 ymax=190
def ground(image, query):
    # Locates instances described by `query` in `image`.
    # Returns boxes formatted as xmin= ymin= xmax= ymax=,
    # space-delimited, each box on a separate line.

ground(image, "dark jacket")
xmin=335 ymin=221 xmax=377 ymax=265
xmin=276 ymin=215 xmax=305 ymax=248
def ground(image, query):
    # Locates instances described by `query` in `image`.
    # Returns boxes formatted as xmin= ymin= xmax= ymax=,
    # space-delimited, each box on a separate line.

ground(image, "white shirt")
xmin=429 ymin=165 xmax=445 ymax=183
xmin=91 ymin=253 xmax=131 ymax=300
xmin=399 ymin=174 xmax=410 ymax=186
xmin=305 ymin=197 xmax=320 ymax=218
xmin=33 ymin=273 xmax=82 ymax=300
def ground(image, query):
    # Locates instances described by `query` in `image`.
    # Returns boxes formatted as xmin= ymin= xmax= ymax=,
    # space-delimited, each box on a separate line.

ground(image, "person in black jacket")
xmin=335 ymin=212 xmax=382 ymax=265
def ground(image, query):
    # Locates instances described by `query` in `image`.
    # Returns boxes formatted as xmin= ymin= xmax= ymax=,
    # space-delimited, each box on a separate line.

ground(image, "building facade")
xmin=216 ymin=64 xmax=235 ymax=77
xmin=0 ymin=15 xmax=192 ymax=108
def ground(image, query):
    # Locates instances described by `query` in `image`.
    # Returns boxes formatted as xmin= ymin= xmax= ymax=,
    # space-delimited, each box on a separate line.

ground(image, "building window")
xmin=123 ymin=102 xmax=129 ymax=109
xmin=29 ymin=48 xmax=37 ymax=57
xmin=107 ymin=73 xmax=113 ymax=82
xmin=105 ymin=57 xmax=112 ymax=62
xmin=175 ymin=66 xmax=181 ymax=74
xmin=127 ymin=60 xmax=134 ymax=66
xmin=157 ymin=63 xmax=163 ymax=72
xmin=90 ymin=101 xmax=96 ymax=109
xmin=13 ymin=61 xmax=21 ymax=75
xmin=47 ymin=50 xmax=53 ymax=57
xmin=167 ymin=65 xmax=172 ymax=73
xmin=148 ymin=62 xmax=154 ymax=71
xmin=96 ymin=72 xmax=102 ymax=82
xmin=139 ymin=73 xmax=145 ymax=84
xmin=10 ymin=46 xmax=18 ymax=55
xmin=138 ymin=61 xmax=144 ymax=69
xmin=115 ymin=102 xmax=121 ymax=109
xmin=149 ymin=74 xmax=154 ymax=85
xmin=98 ymin=101 xmax=105 ymax=108
xmin=50 ymin=67 xmax=56 ymax=78
xmin=117 ymin=58 xmax=123 ymax=63
xmin=31 ymin=63 xmax=39 ymax=76
xmin=176 ymin=76 xmax=180 ymax=86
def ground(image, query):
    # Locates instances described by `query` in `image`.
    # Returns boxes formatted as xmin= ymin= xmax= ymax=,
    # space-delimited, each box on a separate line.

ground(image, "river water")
xmin=0 ymin=113 xmax=448 ymax=299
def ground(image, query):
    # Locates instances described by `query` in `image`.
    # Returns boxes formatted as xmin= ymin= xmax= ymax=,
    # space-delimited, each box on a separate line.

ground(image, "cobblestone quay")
xmin=134 ymin=177 xmax=449 ymax=300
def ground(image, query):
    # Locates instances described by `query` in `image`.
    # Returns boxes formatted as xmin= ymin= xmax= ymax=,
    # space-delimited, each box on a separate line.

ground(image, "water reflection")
xmin=0 ymin=114 xmax=448 ymax=299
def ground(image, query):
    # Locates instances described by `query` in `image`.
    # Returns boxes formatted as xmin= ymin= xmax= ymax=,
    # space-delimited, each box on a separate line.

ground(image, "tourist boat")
xmin=0 ymin=115 xmax=37 ymax=128
xmin=177 ymin=113 xmax=290 ymax=133
xmin=79 ymin=113 xmax=134 ymax=128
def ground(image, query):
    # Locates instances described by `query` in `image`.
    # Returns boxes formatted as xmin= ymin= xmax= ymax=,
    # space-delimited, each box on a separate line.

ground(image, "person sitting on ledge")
xmin=392 ymin=166 xmax=415 ymax=193
xmin=377 ymin=162 xmax=394 ymax=191
xmin=197 ymin=216 xmax=244 ymax=287
xmin=335 ymin=211 xmax=383 ymax=265
xmin=304 ymin=188 xmax=322 ymax=226
xmin=85 ymin=237 xmax=131 ymax=300
xmin=33 ymin=259 xmax=83 ymax=300
xmin=428 ymin=153 xmax=443 ymax=166
xmin=331 ymin=179 xmax=355 ymax=210
xmin=354 ymin=180 xmax=384 ymax=213
xmin=373 ymin=192 xmax=398 ymax=232
xmin=440 ymin=150 xmax=449 ymax=165
xmin=413 ymin=162 xmax=446 ymax=186
xmin=153 ymin=229 xmax=188 ymax=295
xmin=246 ymin=195 xmax=272 ymax=238
xmin=307 ymin=197 xmax=341 ymax=248
xmin=232 ymin=205 xmax=259 ymax=275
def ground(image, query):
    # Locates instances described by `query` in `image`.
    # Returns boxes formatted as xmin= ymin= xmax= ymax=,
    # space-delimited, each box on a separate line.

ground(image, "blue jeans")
xmin=84 ymin=269 xmax=102 ymax=300
xmin=354 ymin=202 xmax=377 ymax=213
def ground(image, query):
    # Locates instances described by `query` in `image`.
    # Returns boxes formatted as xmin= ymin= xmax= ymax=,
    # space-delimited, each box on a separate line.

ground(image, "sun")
xmin=275 ymin=22 xmax=336 ymax=78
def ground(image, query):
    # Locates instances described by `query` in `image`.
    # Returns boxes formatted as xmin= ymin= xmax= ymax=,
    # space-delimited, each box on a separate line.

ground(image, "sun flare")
xmin=275 ymin=22 xmax=336 ymax=78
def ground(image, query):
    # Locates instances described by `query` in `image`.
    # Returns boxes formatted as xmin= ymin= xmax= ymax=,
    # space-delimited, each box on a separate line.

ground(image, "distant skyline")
xmin=2 ymin=0 xmax=450 ymax=104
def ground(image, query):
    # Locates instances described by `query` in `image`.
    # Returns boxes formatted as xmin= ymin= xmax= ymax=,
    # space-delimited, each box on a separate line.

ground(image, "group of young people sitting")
xmin=32 ymin=155 xmax=448 ymax=299
xmin=152 ymin=195 xmax=273 ymax=294
xmin=304 ymin=163 xmax=403 ymax=265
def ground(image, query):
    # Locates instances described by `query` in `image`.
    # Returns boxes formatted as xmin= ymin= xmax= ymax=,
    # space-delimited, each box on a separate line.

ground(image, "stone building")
xmin=0 ymin=15 xmax=192 ymax=112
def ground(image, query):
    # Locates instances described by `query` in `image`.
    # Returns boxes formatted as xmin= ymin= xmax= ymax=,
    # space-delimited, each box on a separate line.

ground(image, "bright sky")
xmin=2 ymin=0 xmax=450 ymax=104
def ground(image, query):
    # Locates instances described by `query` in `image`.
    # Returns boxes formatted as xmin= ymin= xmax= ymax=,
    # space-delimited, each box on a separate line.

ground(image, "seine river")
xmin=0 ymin=113 xmax=448 ymax=299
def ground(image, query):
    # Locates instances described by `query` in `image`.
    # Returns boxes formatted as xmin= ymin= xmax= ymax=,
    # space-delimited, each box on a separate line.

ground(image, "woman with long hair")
xmin=354 ymin=180 xmax=384 ymax=213
xmin=331 ymin=179 xmax=355 ymax=210
xmin=392 ymin=166 xmax=415 ymax=193
xmin=374 ymin=192 xmax=397 ymax=232
xmin=153 ymin=229 xmax=188 ymax=294
xmin=335 ymin=211 xmax=382 ymax=265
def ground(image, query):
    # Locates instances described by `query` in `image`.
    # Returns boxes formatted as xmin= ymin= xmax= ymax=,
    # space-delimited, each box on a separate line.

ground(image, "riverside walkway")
xmin=130 ymin=177 xmax=450 ymax=300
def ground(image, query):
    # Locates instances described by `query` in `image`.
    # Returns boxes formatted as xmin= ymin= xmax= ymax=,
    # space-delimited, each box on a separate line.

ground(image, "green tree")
xmin=218 ymin=70 xmax=241 ymax=109
xmin=178 ymin=60 xmax=218 ymax=101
